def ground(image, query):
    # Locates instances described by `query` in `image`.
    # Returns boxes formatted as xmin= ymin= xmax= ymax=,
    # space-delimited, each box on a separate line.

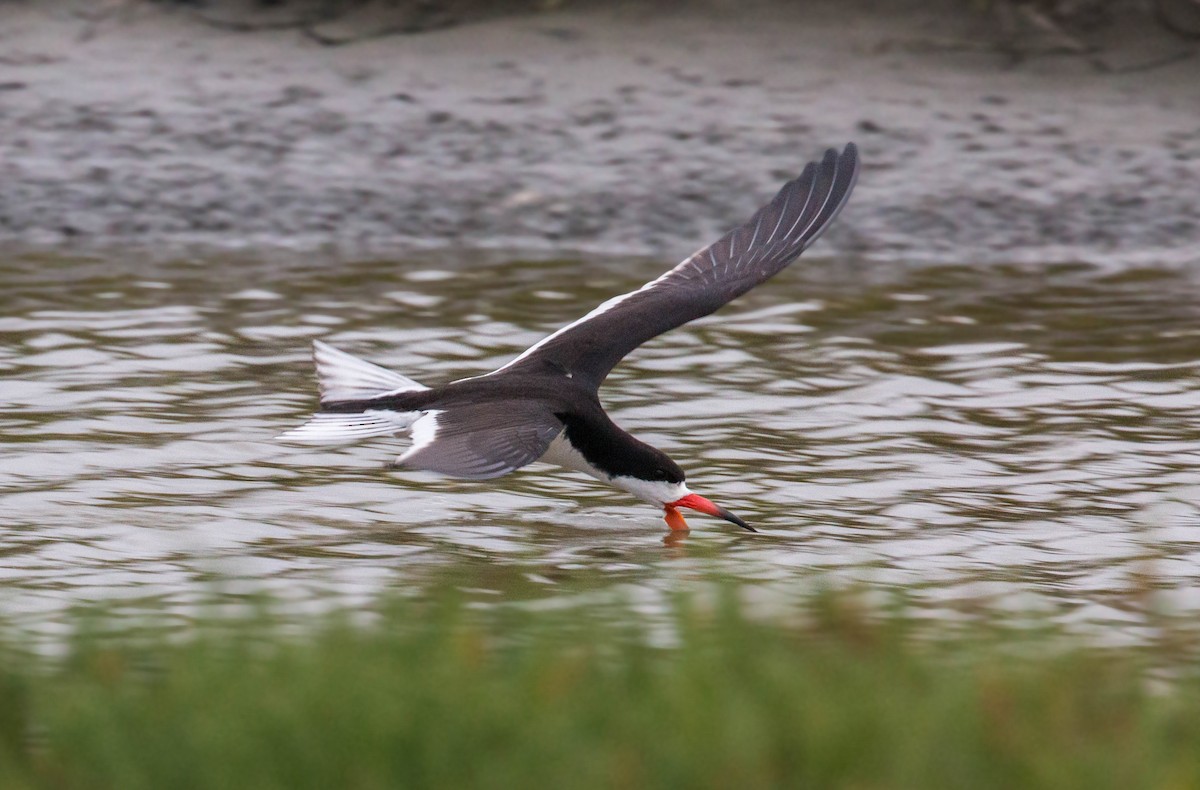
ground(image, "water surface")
xmin=3 ymin=252 xmax=1200 ymax=640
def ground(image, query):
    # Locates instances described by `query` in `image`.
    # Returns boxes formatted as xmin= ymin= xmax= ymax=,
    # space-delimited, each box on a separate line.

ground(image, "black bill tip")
xmin=716 ymin=506 xmax=756 ymax=533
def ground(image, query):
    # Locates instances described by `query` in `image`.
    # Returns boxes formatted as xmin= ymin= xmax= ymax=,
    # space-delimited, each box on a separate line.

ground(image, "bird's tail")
xmin=278 ymin=340 xmax=428 ymax=444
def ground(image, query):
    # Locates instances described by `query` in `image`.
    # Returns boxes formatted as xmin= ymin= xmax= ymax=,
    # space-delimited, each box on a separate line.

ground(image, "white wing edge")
xmin=278 ymin=409 xmax=421 ymax=444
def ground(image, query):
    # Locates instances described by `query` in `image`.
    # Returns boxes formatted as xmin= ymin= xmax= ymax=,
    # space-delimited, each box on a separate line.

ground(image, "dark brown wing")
xmin=494 ymin=143 xmax=860 ymax=389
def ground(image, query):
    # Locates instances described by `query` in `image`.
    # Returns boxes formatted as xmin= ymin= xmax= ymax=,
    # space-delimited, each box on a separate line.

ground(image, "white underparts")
xmin=537 ymin=432 xmax=600 ymax=478
xmin=538 ymin=432 xmax=691 ymax=505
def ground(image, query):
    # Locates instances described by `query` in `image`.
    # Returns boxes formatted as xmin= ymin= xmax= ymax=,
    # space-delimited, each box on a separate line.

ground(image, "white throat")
xmin=611 ymin=475 xmax=691 ymax=507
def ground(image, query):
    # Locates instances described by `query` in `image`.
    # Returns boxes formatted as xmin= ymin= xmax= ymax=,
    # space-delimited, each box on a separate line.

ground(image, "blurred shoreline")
xmin=0 ymin=0 xmax=1196 ymax=265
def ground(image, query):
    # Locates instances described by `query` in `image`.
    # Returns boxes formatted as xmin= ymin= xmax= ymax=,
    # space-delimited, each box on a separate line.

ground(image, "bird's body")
xmin=283 ymin=144 xmax=860 ymax=532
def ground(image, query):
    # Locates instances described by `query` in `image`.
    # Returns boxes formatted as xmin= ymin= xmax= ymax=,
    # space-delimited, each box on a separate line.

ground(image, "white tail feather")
xmin=313 ymin=339 xmax=427 ymax=405
xmin=278 ymin=410 xmax=420 ymax=444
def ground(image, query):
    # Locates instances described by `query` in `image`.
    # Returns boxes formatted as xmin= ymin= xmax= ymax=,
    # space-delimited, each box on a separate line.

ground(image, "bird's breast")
xmin=538 ymin=431 xmax=610 ymax=482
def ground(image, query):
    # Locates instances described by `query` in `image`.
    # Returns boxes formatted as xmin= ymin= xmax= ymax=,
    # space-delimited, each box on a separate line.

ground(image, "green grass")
xmin=1 ymin=590 xmax=1199 ymax=789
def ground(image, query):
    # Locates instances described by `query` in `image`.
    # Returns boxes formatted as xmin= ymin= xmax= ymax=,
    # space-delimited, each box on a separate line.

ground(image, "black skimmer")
xmin=282 ymin=143 xmax=859 ymax=532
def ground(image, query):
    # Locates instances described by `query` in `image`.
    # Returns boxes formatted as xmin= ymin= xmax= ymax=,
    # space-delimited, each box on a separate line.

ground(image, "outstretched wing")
xmin=495 ymin=143 xmax=859 ymax=389
xmin=394 ymin=402 xmax=563 ymax=480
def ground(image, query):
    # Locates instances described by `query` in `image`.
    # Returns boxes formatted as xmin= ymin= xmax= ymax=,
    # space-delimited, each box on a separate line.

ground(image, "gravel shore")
xmin=0 ymin=1 xmax=1196 ymax=264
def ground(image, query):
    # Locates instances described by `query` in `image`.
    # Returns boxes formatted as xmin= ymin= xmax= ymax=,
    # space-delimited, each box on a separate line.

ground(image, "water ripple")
xmin=3 ymin=253 xmax=1200 ymax=639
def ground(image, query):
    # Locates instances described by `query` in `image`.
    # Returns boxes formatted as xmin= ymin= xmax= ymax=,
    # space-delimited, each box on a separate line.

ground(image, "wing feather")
xmin=496 ymin=143 xmax=860 ymax=389
xmin=395 ymin=402 xmax=563 ymax=480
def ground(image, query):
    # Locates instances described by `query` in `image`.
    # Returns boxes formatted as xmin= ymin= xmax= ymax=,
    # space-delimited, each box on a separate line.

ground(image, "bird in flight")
xmin=282 ymin=143 xmax=860 ymax=532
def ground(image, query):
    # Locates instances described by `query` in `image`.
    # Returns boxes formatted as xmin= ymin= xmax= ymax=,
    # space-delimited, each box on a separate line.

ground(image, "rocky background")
xmin=0 ymin=0 xmax=1197 ymax=263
